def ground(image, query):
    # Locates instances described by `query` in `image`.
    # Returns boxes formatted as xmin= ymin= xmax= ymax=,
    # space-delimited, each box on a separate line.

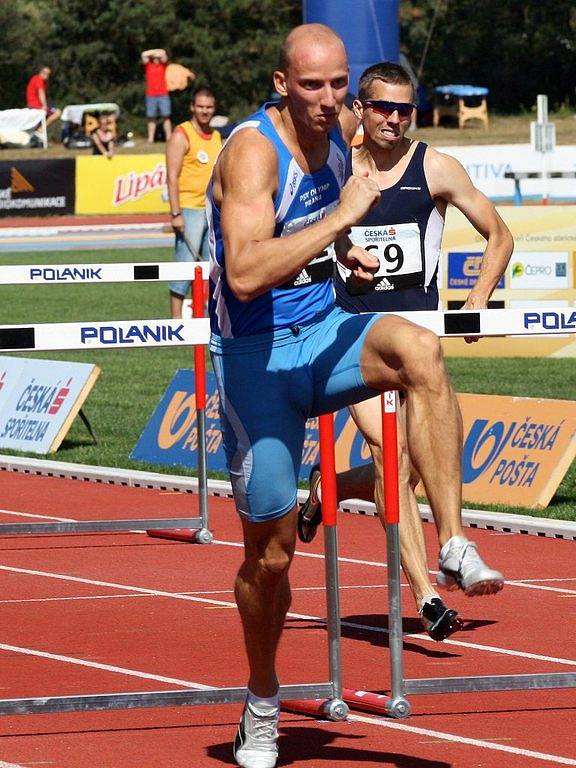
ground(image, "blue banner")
xmin=131 ymin=369 xmax=370 ymax=480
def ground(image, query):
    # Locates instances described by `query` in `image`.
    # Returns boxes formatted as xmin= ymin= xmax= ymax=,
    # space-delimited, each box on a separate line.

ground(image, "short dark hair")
xmin=192 ymin=86 xmax=215 ymax=103
xmin=358 ymin=62 xmax=415 ymax=102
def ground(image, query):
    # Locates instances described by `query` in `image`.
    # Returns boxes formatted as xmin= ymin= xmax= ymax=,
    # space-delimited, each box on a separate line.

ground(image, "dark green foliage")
xmin=1 ymin=0 xmax=301 ymax=124
xmin=401 ymin=0 xmax=576 ymax=112
xmin=2 ymin=1 xmax=574 ymax=123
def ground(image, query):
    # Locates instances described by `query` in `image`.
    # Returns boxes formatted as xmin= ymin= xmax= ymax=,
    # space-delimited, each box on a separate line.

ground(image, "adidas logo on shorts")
xmin=375 ymin=278 xmax=394 ymax=291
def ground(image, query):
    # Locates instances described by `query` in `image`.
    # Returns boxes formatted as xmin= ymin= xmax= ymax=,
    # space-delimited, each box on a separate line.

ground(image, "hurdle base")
xmin=146 ymin=528 xmax=213 ymax=544
xmin=342 ymin=688 xmax=411 ymax=719
xmin=282 ymin=697 xmax=349 ymax=721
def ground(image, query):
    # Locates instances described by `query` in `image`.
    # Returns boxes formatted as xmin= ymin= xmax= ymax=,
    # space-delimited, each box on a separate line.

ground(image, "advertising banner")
xmin=433 ymin=393 xmax=576 ymax=509
xmin=438 ymin=144 xmax=576 ymax=203
xmin=131 ymin=369 xmax=346 ymax=480
xmin=0 ymin=356 xmax=100 ymax=453
xmin=132 ymin=371 xmax=575 ymax=509
xmin=75 ymin=154 xmax=168 ymax=215
xmin=441 ymin=205 xmax=576 ymax=357
xmin=0 ymin=159 xmax=75 ymax=217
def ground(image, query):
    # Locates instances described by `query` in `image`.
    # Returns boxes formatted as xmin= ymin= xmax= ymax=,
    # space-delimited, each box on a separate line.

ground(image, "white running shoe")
xmin=437 ymin=535 xmax=504 ymax=596
xmin=234 ymin=699 xmax=279 ymax=768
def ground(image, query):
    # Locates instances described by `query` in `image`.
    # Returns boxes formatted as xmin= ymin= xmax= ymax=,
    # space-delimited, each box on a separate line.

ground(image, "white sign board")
xmin=0 ymin=356 xmax=100 ymax=453
xmin=509 ymin=252 xmax=569 ymax=290
xmin=437 ymin=144 xmax=576 ymax=202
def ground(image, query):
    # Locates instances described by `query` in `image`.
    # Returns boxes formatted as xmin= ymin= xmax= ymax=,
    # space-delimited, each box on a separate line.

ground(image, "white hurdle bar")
xmin=1 ymin=306 xmax=575 ymax=354
xmin=0 ymin=261 xmax=210 ymax=285
xmin=0 ymin=262 xmax=211 ymax=541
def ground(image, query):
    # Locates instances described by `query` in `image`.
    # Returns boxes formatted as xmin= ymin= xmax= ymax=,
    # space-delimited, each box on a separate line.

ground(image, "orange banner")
xmin=413 ymin=393 xmax=575 ymax=509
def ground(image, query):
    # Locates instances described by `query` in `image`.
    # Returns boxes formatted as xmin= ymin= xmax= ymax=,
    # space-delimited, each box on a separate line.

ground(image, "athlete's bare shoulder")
xmin=424 ymin=145 xmax=472 ymax=199
xmin=213 ymin=125 xmax=278 ymax=205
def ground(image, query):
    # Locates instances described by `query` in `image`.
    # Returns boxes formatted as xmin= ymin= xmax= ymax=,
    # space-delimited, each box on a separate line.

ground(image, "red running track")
xmin=0 ymin=471 xmax=575 ymax=767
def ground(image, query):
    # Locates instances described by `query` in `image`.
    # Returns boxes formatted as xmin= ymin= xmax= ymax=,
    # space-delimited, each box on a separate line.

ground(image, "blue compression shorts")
xmin=210 ymin=305 xmax=381 ymax=523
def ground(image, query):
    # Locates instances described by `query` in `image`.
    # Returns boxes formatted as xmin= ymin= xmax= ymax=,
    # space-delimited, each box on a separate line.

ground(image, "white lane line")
xmin=217 ymin=539 xmax=576 ymax=596
xmin=349 ymin=712 xmax=576 ymax=766
xmin=506 ymin=581 xmax=576 ymax=595
xmin=2 ymin=563 xmax=576 ymax=668
xmin=0 ymin=583 xmax=389 ymax=604
xmin=3 ymin=644 xmax=572 ymax=768
xmin=0 ymin=510 xmax=75 ymax=522
xmin=0 ymin=643 xmax=213 ymax=690
xmin=0 ymin=762 xmax=30 ymax=768
xmin=0 ymin=761 xmax=29 ymax=768
xmin=2 ymin=516 xmax=572 ymax=590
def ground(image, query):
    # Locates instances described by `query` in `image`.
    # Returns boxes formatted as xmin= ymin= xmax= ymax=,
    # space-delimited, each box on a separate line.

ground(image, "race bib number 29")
xmin=348 ymin=222 xmax=423 ymax=290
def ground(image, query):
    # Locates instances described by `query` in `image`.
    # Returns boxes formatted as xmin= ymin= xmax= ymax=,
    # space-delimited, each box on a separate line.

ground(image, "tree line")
xmin=1 ymin=0 xmax=574 ymax=128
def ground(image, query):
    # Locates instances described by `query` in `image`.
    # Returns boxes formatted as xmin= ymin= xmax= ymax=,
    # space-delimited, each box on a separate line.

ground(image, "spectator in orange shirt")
xmin=25 ymin=66 xmax=61 ymax=129
xmin=141 ymin=48 xmax=172 ymax=143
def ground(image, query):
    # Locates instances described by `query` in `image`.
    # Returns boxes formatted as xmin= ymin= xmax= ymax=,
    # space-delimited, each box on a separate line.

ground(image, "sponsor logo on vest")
xmin=375 ymin=278 xmax=394 ymax=291
xmin=400 ymin=186 xmax=421 ymax=190
xmin=293 ymin=269 xmax=312 ymax=286
xmin=80 ymin=323 xmax=185 ymax=345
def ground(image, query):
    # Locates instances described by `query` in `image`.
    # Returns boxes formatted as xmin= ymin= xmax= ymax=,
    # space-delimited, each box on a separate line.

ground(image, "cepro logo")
xmin=511 ymin=263 xmax=524 ymax=278
xmin=11 ymin=167 xmax=34 ymax=194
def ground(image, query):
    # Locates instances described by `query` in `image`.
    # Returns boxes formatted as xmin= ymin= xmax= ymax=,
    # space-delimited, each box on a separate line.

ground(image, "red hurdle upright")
xmin=148 ymin=265 xmax=212 ymax=544
xmin=342 ymin=392 xmax=411 ymax=718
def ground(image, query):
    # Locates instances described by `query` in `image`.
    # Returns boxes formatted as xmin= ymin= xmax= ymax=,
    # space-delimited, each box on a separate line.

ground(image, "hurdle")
xmin=342 ymin=305 xmax=576 ymax=718
xmin=0 ymin=261 xmax=212 ymax=542
xmin=0 ymin=264 xmax=349 ymax=718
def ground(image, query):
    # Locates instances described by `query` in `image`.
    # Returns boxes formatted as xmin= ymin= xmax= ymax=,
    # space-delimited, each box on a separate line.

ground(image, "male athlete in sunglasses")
xmin=299 ymin=61 xmax=514 ymax=640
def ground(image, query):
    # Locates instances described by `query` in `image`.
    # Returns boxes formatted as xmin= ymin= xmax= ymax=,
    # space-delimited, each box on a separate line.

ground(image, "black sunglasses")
xmin=361 ymin=100 xmax=416 ymax=120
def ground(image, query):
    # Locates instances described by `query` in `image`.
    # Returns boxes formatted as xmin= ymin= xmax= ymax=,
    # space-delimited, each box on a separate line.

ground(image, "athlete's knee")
xmin=401 ymin=327 xmax=445 ymax=385
xmin=258 ymin=549 xmax=293 ymax=578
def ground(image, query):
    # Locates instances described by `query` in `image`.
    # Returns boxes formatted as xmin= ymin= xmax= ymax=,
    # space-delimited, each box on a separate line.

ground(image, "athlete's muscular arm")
xmin=427 ymin=149 xmax=514 ymax=308
xmin=215 ymin=129 xmax=380 ymax=301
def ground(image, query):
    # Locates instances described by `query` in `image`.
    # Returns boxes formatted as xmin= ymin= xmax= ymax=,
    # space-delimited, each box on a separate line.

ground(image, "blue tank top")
xmin=335 ymin=141 xmax=444 ymax=313
xmin=207 ymin=103 xmax=347 ymax=338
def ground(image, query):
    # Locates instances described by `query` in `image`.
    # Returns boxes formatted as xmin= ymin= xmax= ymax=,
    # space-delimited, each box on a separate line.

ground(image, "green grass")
xmin=0 ymin=247 xmax=574 ymax=520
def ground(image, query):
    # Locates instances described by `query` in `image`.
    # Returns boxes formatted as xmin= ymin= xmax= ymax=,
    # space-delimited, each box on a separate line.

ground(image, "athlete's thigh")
xmin=212 ymin=345 xmax=308 ymax=523
xmin=309 ymin=307 xmax=381 ymax=416
xmin=360 ymin=312 xmax=439 ymax=392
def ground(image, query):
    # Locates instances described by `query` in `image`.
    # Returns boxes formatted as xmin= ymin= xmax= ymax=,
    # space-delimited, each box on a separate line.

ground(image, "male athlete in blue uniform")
xmin=299 ymin=62 xmax=514 ymax=644
xmin=207 ymin=25 xmax=505 ymax=768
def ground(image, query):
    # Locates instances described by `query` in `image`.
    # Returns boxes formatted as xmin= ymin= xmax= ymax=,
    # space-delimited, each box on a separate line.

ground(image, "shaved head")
xmin=278 ymin=23 xmax=347 ymax=72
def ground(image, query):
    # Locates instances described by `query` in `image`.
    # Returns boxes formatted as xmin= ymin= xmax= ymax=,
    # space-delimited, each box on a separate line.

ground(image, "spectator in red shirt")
xmin=25 ymin=66 xmax=61 ymax=129
xmin=141 ymin=48 xmax=172 ymax=143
